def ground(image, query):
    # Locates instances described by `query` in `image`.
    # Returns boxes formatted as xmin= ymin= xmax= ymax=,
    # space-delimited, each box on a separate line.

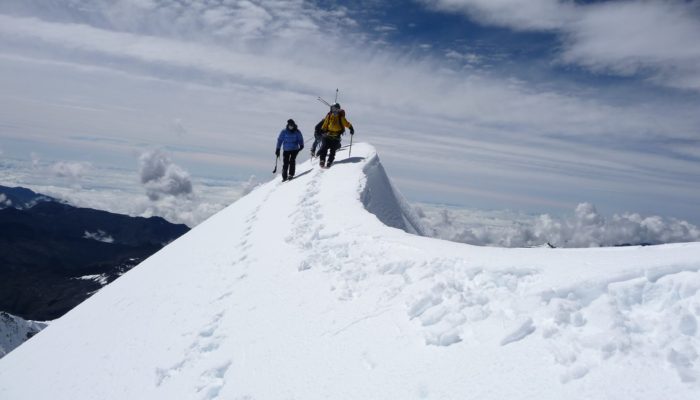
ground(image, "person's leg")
xmin=327 ymin=139 xmax=341 ymax=166
xmin=318 ymin=138 xmax=330 ymax=166
xmin=289 ymin=150 xmax=299 ymax=178
xmin=282 ymin=150 xmax=291 ymax=180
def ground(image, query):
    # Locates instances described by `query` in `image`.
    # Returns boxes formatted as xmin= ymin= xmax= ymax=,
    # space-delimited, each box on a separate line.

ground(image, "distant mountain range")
xmin=0 ymin=185 xmax=58 ymax=209
xmin=0 ymin=312 xmax=47 ymax=358
xmin=0 ymin=185 xmax=190 ymax=324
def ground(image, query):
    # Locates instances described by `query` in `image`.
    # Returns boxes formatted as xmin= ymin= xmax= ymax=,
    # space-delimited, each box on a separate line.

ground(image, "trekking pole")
xmin=272 ymin=155 xmax=278 ymax=173
xmin=349 ymin=134 xmax=353 ymax=157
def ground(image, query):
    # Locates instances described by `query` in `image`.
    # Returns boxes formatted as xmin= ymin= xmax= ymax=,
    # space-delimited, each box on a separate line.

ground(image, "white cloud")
xmin=83 ymin=230 xmax=115 ymax=243
xmin=1 ymin=0 xmax=699 ymax=223
xmin=139 ymin=149 xmax=193 ymax=201
xmin=421 ymin=0 xmax=574 ymax=30
xmin=422 ymin=0 xmax=700 ymax=90
xmin=0 ymin=194 xmax=12 ymax=208
xmin=563 ymin=1 xmax=700 ymax=90
xmin=1 ymin=4 xmax=697 ymax=139
xmin=49 ymin=161 xmax=91 ymax=180
xmin=445 ymin=49 xmax=481 ymax=64
xmin=375 ymin=25 xmax=397 ymax=33
xmin=416 ymin=202 xmax=700 ymax=248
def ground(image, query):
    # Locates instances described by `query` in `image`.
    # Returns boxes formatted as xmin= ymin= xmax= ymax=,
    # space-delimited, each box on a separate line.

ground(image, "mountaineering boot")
xmin=289 ymin=175 xmax=294 ymax=180
xmin=325 ymin=161 xmax=332 ymax=169
xmin=319 ymin=160 xmax=325 ymax=168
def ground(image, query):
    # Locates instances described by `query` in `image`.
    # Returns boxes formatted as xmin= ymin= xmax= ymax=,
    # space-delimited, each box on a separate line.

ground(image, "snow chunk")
xmin=74 ymin=274 xmax=109 ymax=286
xmin=500 ymin=318 xmax=536 ymax=346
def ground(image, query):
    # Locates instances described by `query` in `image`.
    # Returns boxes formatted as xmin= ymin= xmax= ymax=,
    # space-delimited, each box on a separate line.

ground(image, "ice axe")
xmin=272 ymin=155 xmax=279 ymax=174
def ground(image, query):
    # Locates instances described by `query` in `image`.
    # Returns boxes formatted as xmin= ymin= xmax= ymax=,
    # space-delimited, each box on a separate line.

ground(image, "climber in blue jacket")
xmin=275 ymin=119 xmax=304 ymax=181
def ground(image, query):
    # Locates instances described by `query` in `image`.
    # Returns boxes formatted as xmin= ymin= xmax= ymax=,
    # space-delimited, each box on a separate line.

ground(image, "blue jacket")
xmin=277 ymin=129 xmax=304 ymax=152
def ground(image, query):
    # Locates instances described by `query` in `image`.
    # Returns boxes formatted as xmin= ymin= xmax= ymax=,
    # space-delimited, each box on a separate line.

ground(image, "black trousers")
xmin=282 ymin=149 xmax=299 ymax=179
xmin=318 ymin=137 xmax=341 ymax=165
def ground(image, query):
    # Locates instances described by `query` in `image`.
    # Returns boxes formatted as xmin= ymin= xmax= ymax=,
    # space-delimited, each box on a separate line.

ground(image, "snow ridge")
xmin=1 ymin=143 xmax=699 ymax=399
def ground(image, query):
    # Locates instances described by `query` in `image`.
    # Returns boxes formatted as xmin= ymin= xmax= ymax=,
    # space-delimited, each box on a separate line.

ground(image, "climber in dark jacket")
xmin=275 ymin=119 xmax=304 ymax=181
xmin=310 ymin=119 xmax=324 ymax=157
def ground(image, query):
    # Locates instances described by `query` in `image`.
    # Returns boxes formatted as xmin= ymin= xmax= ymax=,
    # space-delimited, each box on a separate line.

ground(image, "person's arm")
xmin=342 ymin=116 xmax=354 ymax=134
xmin=276 ymin=131 xmax=283 ymax=156
xmin=321 ymin=115 xmax=330 ymax=132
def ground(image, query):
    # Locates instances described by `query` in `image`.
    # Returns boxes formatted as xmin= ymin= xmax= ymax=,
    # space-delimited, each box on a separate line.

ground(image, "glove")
xmin=275 ymin=148 xmax=280 ymax=157
xmin=349 ymin=126 xmax=355 ymax=135
xmin=299 ymin=145 xmax=304 ymax=152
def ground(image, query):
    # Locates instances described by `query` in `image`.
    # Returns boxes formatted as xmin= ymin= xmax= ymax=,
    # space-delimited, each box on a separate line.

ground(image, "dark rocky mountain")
xmin=0 ymin=185 xmax=58 ymax=209
xmin=0 ymin=186 xmax=190 ymax=321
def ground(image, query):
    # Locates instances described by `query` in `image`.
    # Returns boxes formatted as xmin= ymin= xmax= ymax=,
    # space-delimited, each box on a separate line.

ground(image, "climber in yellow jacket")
xmin=317 ymin=103 xmax=354 ymax=168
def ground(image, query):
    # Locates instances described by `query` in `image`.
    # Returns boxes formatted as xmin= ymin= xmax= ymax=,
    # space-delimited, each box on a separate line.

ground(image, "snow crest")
xmin=360 ymin=153 xmax=426 ymax=236
xmin=1 ymin=143 xmax=699 ymax=399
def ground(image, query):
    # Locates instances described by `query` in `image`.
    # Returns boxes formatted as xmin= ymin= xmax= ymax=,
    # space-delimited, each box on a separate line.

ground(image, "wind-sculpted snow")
xmin=360 ymin=155 xmax=427 ymax=236
xmin=1 ymin=143 xmax=699 ymax=399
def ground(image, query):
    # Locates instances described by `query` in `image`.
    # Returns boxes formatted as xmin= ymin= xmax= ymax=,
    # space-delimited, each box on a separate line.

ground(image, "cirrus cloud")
xmin=421 ymin=0 xmax=700 ymax=90
xmin=1 ymin=0 xmax=699 ymax=224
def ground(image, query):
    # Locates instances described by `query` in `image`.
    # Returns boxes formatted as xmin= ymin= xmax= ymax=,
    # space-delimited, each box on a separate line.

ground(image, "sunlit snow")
xmin=0 ymin=143 xmax=698 ymax=399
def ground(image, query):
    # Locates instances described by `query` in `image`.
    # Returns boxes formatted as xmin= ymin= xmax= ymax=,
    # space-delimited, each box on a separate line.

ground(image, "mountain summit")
xmin=1 ymin=143 xmax=699 ymax=399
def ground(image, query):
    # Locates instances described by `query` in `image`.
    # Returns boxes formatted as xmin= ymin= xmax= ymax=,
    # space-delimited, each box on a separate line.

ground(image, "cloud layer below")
xmin=416 ymin=202 xmax=700 ymax=248
xmin=4 ymin=153 xmax=698 ymax=248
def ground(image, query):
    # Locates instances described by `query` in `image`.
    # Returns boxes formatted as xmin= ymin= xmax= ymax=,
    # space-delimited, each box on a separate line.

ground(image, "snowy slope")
xmin=1 ymin=143 xmax=699 ymax=399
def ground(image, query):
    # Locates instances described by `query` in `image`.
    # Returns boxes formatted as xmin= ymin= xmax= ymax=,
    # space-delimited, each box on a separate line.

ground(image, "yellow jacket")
xmin=321 ymin=111 xmax=353 ymax=138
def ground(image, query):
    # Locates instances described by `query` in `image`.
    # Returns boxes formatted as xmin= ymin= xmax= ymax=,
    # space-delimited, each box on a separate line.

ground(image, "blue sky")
xmin=1 ymin=0 xmax=699 ymax=224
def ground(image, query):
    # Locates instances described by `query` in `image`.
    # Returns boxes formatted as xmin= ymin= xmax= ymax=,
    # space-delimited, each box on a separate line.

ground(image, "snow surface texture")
xmin=0 ymin=313 xmax=46 ymax=359
xmin=1 ymin=143 xmax=699 ymax=399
